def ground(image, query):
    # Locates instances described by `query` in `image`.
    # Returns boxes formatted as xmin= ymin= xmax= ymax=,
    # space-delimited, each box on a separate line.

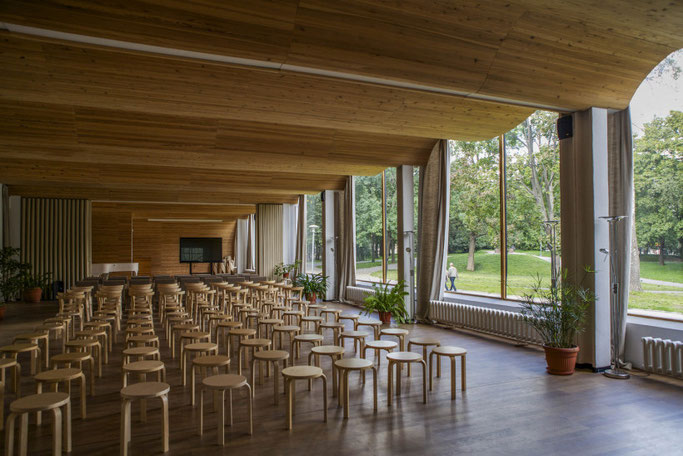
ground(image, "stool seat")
xmin=335 ymin=358 xmax=373 ymax=370
xmin=123 ymin=360 xmax=164 ymax=373
xmin=311 ymin=345 xmax=344 ymax=355
xmin=302 ymin=316 xmax=323 ymax=321
xmin=273 ymin=325 xmax=300 ymax=332
xmin=65 ymin=339 xmax=98 ymax=348
xmin=185 ymin=342 xmax=218 ymax=351
xmin=282 ymin=365 xmax=323 ymax=379
xmin=433 ymin=346 xmax=467 ymax=356
xmin=240 ymin=338 xmax=272 ymax=347
xmin=294 ymin=334 xmax=323 ymax=341
xmin=340 ymin=331 xmax=369 ymax=337
xmin=229 ymin=328 xmax=257 ymax=337
xmin=35 ymin=368 xmax=81 ymax=382
xmin=339 ymin=314 xmax=359 ymax=320
xmin=357 ymin=319 xmax=381 ymax=326
xmin=128 ymin=335 xmax=159 ymax=344
xmin=123 ymin=346 xmax=159 ymax=357
xmin=410 ymin=337 xmax=441 ymax=345
xmin=0 ymin=343 xmax=38 ymax=353
xmin=217 ymin=321 xmax=242 ymax=328
xmin=253 ymin=350 xmax=289 ymax=361
xmin=366 ymin=340 xmax=398 ymax=349
xmin=387 ymin=351 xmax=422 ymax=362
xmin=0 ymin=358 xmax=18 ymax=368
xmin=202 ymin=373 xmax=247 ymax=389
xmin=181 ymin=331 xmax=210 ymax=339
xmin=193 ymin=355 xmax=231 ymax=367
xmin=10 ymin=392 xmax=69 ymax=413
xmin=259 ymin=318 xmax=283 ymax=325
xmin=14 ymin=331 xmax=48 ymax=340
xmin=320 ymin=322 xmax=344 ymax=328
xmin=120 ymin=381 xmax=170 ymax=399
xmin=381 ymin=328 xmax=410 ymax=336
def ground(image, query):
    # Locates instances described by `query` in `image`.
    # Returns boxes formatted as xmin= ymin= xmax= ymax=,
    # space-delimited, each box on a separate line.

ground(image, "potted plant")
xmin=519 ymin=269 xmax=594 ymax=375
xmin=294 ymin=272 xmax=328 ymax=303
xmin=0 ymin=246 xmax=29 ymax=319
xmin=362 ymin=280 xmax=409 ymax=324
xmin=20 ymin=270 xmax=52 ymax=303
xmin=274 ymin=261 xmax=302 ymax=280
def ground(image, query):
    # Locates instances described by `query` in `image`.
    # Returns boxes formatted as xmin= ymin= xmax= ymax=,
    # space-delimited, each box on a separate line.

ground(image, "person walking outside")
xmin=446 ymin=262 xmax=458 ymax=291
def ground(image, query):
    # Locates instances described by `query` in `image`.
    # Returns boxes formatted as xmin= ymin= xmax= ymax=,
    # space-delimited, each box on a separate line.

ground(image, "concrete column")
xmin=560 ymin=108 xmax=611 ymax=369
xmin=322 ymin=190 xmax=336 ymax=300
xmin=397 ymin=166 xmax=415 ymax=319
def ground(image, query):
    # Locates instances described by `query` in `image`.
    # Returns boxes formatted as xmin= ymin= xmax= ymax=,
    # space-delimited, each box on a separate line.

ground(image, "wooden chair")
xmin=120 ymin=382 xmax=170 ymax=456
xmin=199 ymin=374 xmax=253 ymax=445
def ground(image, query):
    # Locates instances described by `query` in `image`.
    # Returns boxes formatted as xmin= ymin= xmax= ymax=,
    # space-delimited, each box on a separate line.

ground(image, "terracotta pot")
xmin=308 ymin=292 xmax=317 ymax=304
xmin=283 ymin=272 xmax=290 ymax=279
xmin=378 ymin=311 xmax=392 ymax=325
xmin=23 ymin=287 xmax=43 ymax=303
xmin=543 ymin=345 xmax=580 ymax=375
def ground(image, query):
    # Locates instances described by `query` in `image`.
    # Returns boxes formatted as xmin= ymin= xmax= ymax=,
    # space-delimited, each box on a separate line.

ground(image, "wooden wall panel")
xmin=132 ymin=220 xmax=236 ymax=277
xmin=91 ymin=205 xmax=132 ymax=264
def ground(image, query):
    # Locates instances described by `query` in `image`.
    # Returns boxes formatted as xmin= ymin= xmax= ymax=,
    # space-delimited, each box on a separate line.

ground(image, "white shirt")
xmin=447 ymin=266 xmax=458 ymax=278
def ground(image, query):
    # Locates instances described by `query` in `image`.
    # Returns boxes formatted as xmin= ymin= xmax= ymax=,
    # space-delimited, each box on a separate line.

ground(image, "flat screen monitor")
xmin=179 ymin=237 xmax=222 ymax=263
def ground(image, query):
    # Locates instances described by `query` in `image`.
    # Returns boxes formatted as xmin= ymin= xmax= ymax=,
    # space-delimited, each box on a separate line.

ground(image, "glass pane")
xmin=385 ymin=168 xmax=398 ymax=284
xmin=448 ymin=139 xmax=501 ymax=297
xmin=305 ymin=194 xmax=322 ymax=274
xmin=355 ymin=173 xmax=384 ymax=283
xmin=505 ymin=111 xmax=561 ymax=299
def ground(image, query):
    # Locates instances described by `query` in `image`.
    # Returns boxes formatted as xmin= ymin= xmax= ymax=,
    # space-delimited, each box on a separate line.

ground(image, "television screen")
xmin=179 ymin=237 xmax=222 ymax=263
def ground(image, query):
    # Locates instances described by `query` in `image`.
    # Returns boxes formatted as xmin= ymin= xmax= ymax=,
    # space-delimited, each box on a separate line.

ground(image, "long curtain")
xmin=337 ymin=176 xmax=356 ymax=301
xmin=246 ymin=213 xmax=255 ymax=271
xmin=608 ymin=107 xmax=633 ymax=366
xmin=256 ymin=204 xmax=283 ymax=279
xmin=1 ymin=184 xmax=8 ymax=248
xmin=416 ymin=140 xmax=450 ymax=320
xmin=294 ymin=195 xmax=306 ymax=275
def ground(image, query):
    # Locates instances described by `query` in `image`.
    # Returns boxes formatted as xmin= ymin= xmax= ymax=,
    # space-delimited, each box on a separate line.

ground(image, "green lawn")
xmin=639 ymin=256 xmax=683 ymax=284
xmin=629 ymin=291 xmax=683 ymax=314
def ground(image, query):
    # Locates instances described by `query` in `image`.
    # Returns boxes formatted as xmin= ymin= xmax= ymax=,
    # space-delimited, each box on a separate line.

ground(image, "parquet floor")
xmin=1 ymin=301 xmax=682 ymax=456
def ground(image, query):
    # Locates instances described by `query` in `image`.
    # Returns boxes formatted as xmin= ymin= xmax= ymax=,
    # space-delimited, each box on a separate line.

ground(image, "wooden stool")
xmin=120 ymin=382 xmax=170 ymax=456
xmin=271 ymin=325 xmax=300 ymax=350
xmin=83 ymin=321 xmax=113 ymax=352
xmin=386 ymin=352 xmax=427 ymax=406
xmin=257 ymin=318 xmax=283 ymax=340
xmin=122 ymin=346 xmax=160 ymax=364
xmin=301 ymin=315 xmax=323 ymax=333
xmin=238 ymin=338 xmax=271 ymax=378
xmin=319 ymin=321 xmax=344 ymax=343
xmin=191 ymin=355 xmax=231 ymax=406
xmin=216 ymin=321 xmax=243 ymax=355
xmin=226 ymin=328 xmax=256 ymax=358
xmin=75 ymin=328 xmax=109 ymax=364
xmin=338 ymin=314 xmax=359 ymax=328
xmin=320 ymin=308 xmax=342 ymax=322
xmin=179 ymin=331 xmax=211 ymax=366
xmin=407 ymin=337 xmax=440 ymax=376
xmin=13 ymin=332 xmax=50 ymax=370
xmin=65 ymin=338 xmax=102 ymax=377
xmin=183 ymin=343 xmax=218 ymax=386
xmin=363 ymin=340 xmax=398 ymax=367
xmin=291 ymin=334 xmax=323 ymax=359
xmin=170 ymin=323 xmax=199 ymax=358
xmin=0 ymin=358 xmax=20 ymax=398
xmin=5 ymin=392 xmax=71 ymax=455
xmin=126 ymin=335 xmax=160 ymax=349
xmin=307 ymin=304 xmax=326 ymax=316
xmin=339 ymin=331 xmax=368 ymax=354
xmin=281 ymin=366 xmax=327 ymax=430
xmin=334 ymin=358 xmax=377 ymax=418
xmin=355 ymin=319 xmax=382 ymax=339
xmin=308 ymin=345 xmax=344 ymax=396
xmin=35 ymin=368 xmax=87 ymax=422
xmin=122 ymin=360 xmax=166 ymax=387
xmin=429 ymin=346 xmax=467 ymax=400
xmin=199 ymin=374 xmax=253 ymax=445
xmin=1 ymin=343 xmax=41 ymax=377
xmin=51 ymin=352 xmax=96 ymax=396
xmin=380 ymin=328 xmax=410 ymax=351
xmin=282 ymin=310 xmax=304 ymax=326
xmin=251 ymin=350 xmax=289 ymax=404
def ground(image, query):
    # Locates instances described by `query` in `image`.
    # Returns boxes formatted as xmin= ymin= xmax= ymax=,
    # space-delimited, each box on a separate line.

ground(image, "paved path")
xmin=641 ymin=278 xmax=683 ymax=288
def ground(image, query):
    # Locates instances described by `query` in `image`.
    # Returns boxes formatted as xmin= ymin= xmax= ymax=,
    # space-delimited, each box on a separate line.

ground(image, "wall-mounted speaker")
xmin=557 ymin=115 xmax=573 ymax=140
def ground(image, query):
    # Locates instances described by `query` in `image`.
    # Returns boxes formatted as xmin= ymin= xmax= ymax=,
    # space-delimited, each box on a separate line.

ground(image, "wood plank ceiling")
xmin=1 ymin=0 xmax=681 ymax=207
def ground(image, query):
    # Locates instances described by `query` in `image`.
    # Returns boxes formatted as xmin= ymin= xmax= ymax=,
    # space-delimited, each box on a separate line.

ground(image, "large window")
xmin=355 ymin=173 xmax=384 ymax=283
xmin=447 ymin=110 xmax=561 ymax=300
xmin=628 ymin=49 xmax=683 ymax=316
xmin=306 ymin=194 xmax=322 ymax=273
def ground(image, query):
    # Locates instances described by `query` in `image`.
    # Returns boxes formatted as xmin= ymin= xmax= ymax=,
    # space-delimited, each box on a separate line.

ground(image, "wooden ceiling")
xmin=1 ymin=0 xmax=681 ymax=206
xmin=92 ymin=202 xmax=255 ymax=220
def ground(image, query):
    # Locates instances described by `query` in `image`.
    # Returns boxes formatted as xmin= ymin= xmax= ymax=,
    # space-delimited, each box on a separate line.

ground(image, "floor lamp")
xmin=600 ymin=215 xmax=630 ymax=380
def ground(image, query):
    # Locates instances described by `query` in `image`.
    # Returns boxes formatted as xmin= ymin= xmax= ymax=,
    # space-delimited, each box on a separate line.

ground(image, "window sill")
xmin=627 ymin=308 xmax=683 ymax=324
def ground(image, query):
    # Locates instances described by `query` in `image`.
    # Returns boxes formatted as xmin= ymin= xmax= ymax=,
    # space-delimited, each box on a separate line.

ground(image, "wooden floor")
xmin=1 ymin=300 xmax=682 ymax=456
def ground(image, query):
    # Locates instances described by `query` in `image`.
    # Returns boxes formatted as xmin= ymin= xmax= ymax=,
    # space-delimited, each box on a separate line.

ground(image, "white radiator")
xmin=345 ymin=286 xmax=374 ymax=305
xmin=429 ymin=300 xmax=542 ymax=345
xmin=642 ymin=337 xmax=683 ymax=379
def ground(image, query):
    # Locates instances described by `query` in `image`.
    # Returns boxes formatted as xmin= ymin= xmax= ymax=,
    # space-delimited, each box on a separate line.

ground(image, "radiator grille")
xmin=429 ymin=300 xmax=542 ymax=345
xmin=642 ymin=337 xmax=683 ymax=379
xmin=345 ymin=285 xmax=374 ymax=305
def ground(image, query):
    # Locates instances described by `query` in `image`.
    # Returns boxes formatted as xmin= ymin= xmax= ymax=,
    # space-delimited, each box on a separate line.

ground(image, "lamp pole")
xmin=309 ymin=224 xmax=319 ymax=272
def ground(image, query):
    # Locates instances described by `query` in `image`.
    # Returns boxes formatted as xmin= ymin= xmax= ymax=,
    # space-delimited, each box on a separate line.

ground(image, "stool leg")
xmin=437 ymin=351 xmax=441 ymax=377
xmin=321 ymin=374 xmax=327 ymax=423
xmin=80 ymin=374 xmax=87 ymax=419
xmin=19 ymin=412 xmax=28 ymax=456
xmin=121 ymin=400 xmax=130 ymax=456
xmin=199 ymin=390 xmax=204 ymax=436
xmin=52 ymin=407 xmax=62 ymax=456
xmin=64 ymin=400 xmax=72 ymax=453
xmin=396 ymin=362 xmax=402 ymax=396
xmin=407 ymin=343 xmax=412 ymax=377
xmin=246 ymin=384 xmax=253 ymax=435
xmin=89 ymin=357 xmax=95 ymax=396
xmin=462 ymin=354 xmax=467 ymax=391
xmin=429 ymin=352 xmax=434 ymax=391
xmin=451 ymin=356 xmax=456 ymax=400
xmin=5 ymin=412 xmax=17 ymax=456
xmin=421 ymin=360 xmax=427 ymax=404
xmin=228 ymin=389 xmax=233 ymax=426
xmin=37 ymin=381 xmax=43 ymax=425
xmin=217 ymin=390 xmax=225 ymax=446
xmin=387 ymin=362 xmax=393 ymax=407
xmin=343 ymin=370 xmax=349 ymax=419
xmin=161 ymin=394 xmax=169 ymax=452
xmin=372 ymin=367 xmax=378 ymax=412
xmin=273 ymin=362 xmax=279 ymax=406
xmin=191 ymin=365 xmax=196 ymax=406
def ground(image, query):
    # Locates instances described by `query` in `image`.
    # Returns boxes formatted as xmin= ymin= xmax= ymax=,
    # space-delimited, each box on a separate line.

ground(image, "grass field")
xmin=359 ymin=250 xmax=683 ymax=314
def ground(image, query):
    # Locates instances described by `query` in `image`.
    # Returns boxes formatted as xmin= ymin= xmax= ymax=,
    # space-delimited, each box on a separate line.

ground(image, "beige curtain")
xmin=608 ymin=107 xmax=633 ymax=366
xmin=256 ymin=204 xmax=283 ymax=279
xmin=295 ymin=195 xmax=306 ymax=275
xmin=246 ymin=214 xmax=255 ymax=271
xmin=1 ymin=184 xmax=8 ymax=248
xmin=21 ymin=198 xmax=92 ymax=299
xmin=416 ymin=140 xmax=450 ymax=320
xmin=337 ymin=176 xmax=356 ymax=301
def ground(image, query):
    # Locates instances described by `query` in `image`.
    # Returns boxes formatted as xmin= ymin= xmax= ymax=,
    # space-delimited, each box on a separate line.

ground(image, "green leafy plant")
xmin=0 ymin=246 xmax=29 ymax=304
xmin=362 ymin=280 xmax=409 ymax=324
xmin=20 ymin=270 xmax=53 ymax=290
xmin=519 ymin=268 xmax=594 ymax=348
xmin=274 ymin=260 xmax=302 ymax=278
xmin=293 ymin=272 xmax=328 ymax=299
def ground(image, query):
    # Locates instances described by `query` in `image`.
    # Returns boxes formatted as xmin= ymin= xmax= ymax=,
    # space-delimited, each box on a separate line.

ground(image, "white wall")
xmin=282 ymin=203 xmax=297 ymax=266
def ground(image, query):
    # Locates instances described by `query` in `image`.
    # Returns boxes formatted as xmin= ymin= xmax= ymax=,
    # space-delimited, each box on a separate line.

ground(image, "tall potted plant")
xmin=0 ymin=246 xmax=28 ymax=319
xmin=362 ymin=280 xmax=409 ymax=324
xmin=294 ymin=272 xmax=328 ymax=303
xmin=21 ymin=270 xmax=52 ymax=303
xmin=519 ymin=269 xmax=594 ymax=375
